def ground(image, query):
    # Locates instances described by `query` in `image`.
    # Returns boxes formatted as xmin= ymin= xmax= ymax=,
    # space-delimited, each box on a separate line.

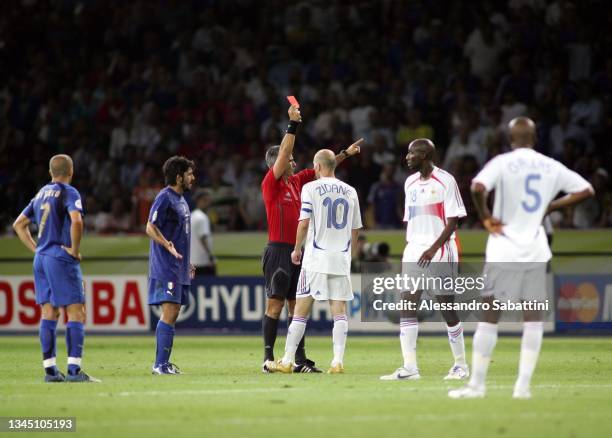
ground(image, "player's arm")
xmin=471 ymin=182 xmax=503 ymax=234
xmin=61 ymin=211 xmax=83 ymax=261
xmin=546 ymin=188 xmax=594 ymax=214
xmin=291 ymin=219 xmax=310 ymax=265
xmin=335 ymin=138 xmax=364 ymax=165
xmin=12 ymin=214 xmax=36 ymax=253
xmin=272 ymin=105 xmax=302 ymax=180
xmin=418 ymin=217 xmax=459 ymax=267
xmin=146 ymin=221 xmax=183 ymax=259
xmin=351 ymin=228 xmax=360 ymax=245
xmin=199 ymin=235 xmax=215 ymax=264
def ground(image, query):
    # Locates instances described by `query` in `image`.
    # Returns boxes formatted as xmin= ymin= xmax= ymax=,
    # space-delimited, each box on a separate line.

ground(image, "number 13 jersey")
xmin=299 ymin=177 xmax=362 ymax=275
xmin=473 ymin=148 xmax=592 ymax=262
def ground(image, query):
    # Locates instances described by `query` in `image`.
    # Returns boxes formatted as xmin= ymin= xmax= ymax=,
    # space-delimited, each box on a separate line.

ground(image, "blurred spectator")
xmin=367 ymin=164 xmax=403 ymax=229
xmin=0 ymin=0 xmax=610 ymax=233
xmin=96 ymin=199 xmax=132 ymax=234
xmin=190 ymin=189 xmax=216 ymax=276
xmin=396 ymin=109 xmax=433 ymax=149
xmin=549 ymin=107 xmax=593 ymax=158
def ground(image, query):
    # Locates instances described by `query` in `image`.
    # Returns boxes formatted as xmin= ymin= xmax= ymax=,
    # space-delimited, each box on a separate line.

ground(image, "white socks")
xmin=515 ymin=321 xmax=544 ymax=392
xmin=469 ymin=322 xmax=498 ymax=389
xmin=281 ymin=316 xmax=307 ymax=365
xmin=399 ymin=318 xmax=418 ymax=370
xmin=332 ymin=315 xmax=348 ymax=366
xmin=447 ymin=322 xmax=467 ymax=366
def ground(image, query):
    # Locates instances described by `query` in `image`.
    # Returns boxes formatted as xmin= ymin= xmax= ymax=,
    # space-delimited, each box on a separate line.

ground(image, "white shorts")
xmin=402 ymin=240 xmax=459 ymax=263
xmin=401 ymin=241 xmax=458 ymax=296
xmin=480 ymin=263 xmax=547 ymax=303
xmin=296 ymin=269 xmax=354 ymax=301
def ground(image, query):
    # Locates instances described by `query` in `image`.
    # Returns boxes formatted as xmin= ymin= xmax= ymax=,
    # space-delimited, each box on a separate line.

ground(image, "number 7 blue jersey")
xmin=21 ymin=182 xmax=84 ymax=263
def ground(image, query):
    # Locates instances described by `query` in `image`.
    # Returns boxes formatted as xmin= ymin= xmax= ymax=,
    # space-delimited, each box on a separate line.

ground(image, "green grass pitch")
xmin=1 ymin=335 xmax=611 ymax=438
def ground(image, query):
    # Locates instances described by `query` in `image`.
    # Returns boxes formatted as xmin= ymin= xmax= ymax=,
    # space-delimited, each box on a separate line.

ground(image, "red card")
xmin=286 ymin=95 xmax=300 ymax=108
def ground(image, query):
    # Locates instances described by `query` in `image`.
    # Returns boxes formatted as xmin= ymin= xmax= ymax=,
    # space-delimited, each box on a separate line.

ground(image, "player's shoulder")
xmin=154 ymin=186 xmax=173 ymax=202
xmin=404 ymin=172 xmax=420 ymax=187
xmin=62 ymin=183 xmax=82 ymax=197
xmin=432 ymin=166 xmax=458 ymax=187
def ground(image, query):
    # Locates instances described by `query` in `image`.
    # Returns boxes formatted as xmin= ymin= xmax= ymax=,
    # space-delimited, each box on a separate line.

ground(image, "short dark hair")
xmin=192 ymin=188 xmax=211 ymax=203
xmin=265 ymin=145 xmax=280 ymax=168
xmin=162 ymin=156 xmax=195 ymax=186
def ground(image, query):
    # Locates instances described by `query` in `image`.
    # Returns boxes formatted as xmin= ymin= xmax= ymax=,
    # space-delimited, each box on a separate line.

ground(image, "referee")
xmin=261 ymin=103 xmax=362 ymax=373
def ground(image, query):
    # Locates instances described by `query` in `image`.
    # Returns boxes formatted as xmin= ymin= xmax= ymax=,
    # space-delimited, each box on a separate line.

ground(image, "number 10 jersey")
xmin=299 ymin=177 xmax=362 ymax=275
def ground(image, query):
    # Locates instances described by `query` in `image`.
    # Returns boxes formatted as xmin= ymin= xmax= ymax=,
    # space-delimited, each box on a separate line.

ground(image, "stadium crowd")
xmin=1 ymin=0 xmax=611 ymax=234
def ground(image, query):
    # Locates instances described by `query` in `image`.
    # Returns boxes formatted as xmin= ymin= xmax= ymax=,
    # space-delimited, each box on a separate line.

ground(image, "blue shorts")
xmin=148 ymin=278 xmax=190 ymax=305
xmin=34 ymin=253 xmax=85 ymax=307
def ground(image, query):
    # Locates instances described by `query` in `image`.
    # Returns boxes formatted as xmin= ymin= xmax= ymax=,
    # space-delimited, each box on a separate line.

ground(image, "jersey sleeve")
xmin=472 ymin=156 xmax=502 ymax=191
xmin=403 ymin=180 xmax=411 ymax=222
xmin=148 ymin=192 xmax=170 ymax=226
xmin=21 ymin=199 xmax=35 ymax=222
xmin=261 ymin=169 xmax=280 ymax=202
xmin=444 ymin=177 xmax=467 ymax=218
xmin=351 ymin=193 xmax=363 ymax=229
xmin=555 ymin=164 xmax=593 ymax=194
xmin=298 ymin=186 xmax=313 ymax=221
xmin=295 ymin=169 xmax=316 ymax=189
xmin=64 ymin=187 xmax=84 ymax=215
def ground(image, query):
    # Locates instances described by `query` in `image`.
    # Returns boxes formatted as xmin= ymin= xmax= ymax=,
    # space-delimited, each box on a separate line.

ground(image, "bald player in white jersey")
xmin=381 ymin=138 xmax=469 ymax=382
xmin=449 ymin=117 xmax=594 ymax=400
xmin=277 ymin=149 xmax=362 ymax=374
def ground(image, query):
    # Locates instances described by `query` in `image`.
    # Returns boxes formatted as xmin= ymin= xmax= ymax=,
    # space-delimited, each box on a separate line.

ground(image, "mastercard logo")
xmin=557 ymin=282 xmax=600 ymax=323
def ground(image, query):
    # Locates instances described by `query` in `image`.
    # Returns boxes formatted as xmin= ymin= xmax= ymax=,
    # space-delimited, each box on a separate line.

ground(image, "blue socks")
xmin=40 ymin=319 xmax=58 ymax=375
xmin=66 ymin=321 xmax=85 ymax=375
xmin=155 ymin=320 xmax=175 ymax=367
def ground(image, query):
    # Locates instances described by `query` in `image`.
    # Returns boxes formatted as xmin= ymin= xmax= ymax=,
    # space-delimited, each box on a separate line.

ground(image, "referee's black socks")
xmin=263 ymin=315 xmax=279 ymax=361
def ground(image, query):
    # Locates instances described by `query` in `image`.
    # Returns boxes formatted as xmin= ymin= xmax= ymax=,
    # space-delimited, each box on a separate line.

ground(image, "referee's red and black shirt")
xmin=261 ymin=168 xmax=315 ymax=245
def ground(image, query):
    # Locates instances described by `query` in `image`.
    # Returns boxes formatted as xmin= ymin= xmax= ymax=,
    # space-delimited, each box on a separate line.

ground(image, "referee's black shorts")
xmin=262 ymin=242 xmax=300 ymax=300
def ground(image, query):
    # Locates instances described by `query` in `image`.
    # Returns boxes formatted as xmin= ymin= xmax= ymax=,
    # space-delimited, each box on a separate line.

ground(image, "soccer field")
xmin=1 ymin=336 xmax=611 ymax=438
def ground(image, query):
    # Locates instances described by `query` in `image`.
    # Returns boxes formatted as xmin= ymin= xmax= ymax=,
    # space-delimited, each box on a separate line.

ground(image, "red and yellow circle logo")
xmin=558 ymin=282 xmax=600 ymax=323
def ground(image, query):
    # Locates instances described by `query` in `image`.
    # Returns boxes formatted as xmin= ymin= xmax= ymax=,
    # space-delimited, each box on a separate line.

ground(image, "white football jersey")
xmin=299 ymin=177 xmax=362 ymax=275
xmin=473 ymin=148 xmax=592 ymax=262
xmin=404 ymin=166 xmax=467 ymax=245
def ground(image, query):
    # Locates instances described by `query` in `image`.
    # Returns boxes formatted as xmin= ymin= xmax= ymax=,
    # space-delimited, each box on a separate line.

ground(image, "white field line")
xmin=1 ymin=383 xmax=612 ymax=400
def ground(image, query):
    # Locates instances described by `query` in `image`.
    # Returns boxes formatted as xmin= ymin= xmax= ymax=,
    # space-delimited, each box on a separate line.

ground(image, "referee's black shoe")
xmin=293 ymin=359 xmax=323 ymax=373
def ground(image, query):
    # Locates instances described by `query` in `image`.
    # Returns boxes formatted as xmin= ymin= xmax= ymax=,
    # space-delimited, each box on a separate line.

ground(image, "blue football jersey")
xmin=148 ymin=187 xmax=191 ymax=285
xmin=22 ymin=182 xmax=84 ymax=263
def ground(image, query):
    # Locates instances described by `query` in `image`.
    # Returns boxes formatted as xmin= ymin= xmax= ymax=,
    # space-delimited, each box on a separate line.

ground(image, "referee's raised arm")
xmin=271 ymin=105 xmax=302 ymax=180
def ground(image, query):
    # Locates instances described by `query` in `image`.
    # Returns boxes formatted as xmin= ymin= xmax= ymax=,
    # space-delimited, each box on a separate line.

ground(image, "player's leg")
xmin=278 ymin=296 xmax=313 ymax=372
xmin=436 ymin=294 xmax=468 ymax=380
xmin=148 ymin=279 xmax=184 ymax=374
xmin=34 ymin=254 xmax=64 ymax=382
xmin=42 ymin=255 xmax=96 ymax=382
xmin=329 ymin=300 xmax=348 ymax=373
xmin=449 ymin=296 xmax=500 ymax=398
xmin=40 ymin=303 xmax=62 ymax=382
xmin=380 ymin=289 xmax=422 ymax=380
xmin=514 ymin=266 xmax=547 ymax=398
xmin=513 ymin=309 xmax=543 ymax=399
xmin=153 ymin=301 xmax=181 ymax=374
xmin=64 ymin=303 xmax=100 ymax=382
